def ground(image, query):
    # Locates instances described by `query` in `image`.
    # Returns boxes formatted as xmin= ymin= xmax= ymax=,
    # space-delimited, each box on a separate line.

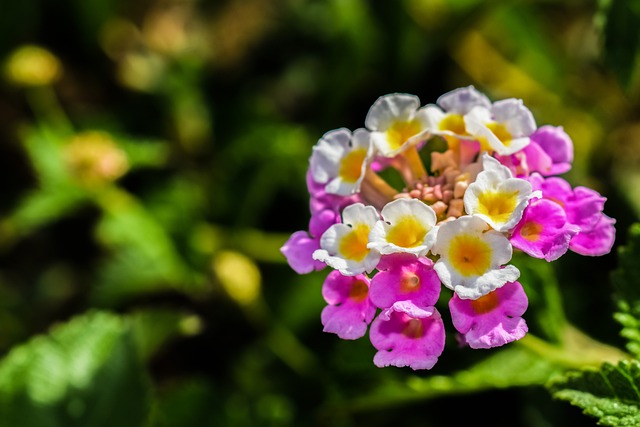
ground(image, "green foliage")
xmin=0 ymin=311 xmax=150 ymax=427
xmin=549 ymin=360 xmax=640 ymax=426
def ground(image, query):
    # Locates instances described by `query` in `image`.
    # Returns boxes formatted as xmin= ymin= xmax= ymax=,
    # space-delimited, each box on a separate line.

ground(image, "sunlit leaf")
xmin=0 ymin=311 xmax=151 ymax=427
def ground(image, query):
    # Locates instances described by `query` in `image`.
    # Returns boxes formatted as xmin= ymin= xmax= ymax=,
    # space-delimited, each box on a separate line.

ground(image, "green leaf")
xmin=549 ymin=360 xmax=640 ymax=426
xmin=0 ymin=311 xmax=151 ymax=427
xmin=612 ymin=223 xmax=640 ymax=358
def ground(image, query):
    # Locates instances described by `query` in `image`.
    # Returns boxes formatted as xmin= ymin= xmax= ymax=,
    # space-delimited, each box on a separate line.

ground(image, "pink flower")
xmin=449 ymin=281 xmax=528 ymax=349
xmin=280 ymin=209 xmax=339 ymax=274
xmin=321 ymin=271 xmax=377 ymax=340
xmin=529 ymin=173 xmax=615 ymax=256
xmin=510 ymin=199 xmax=579 ymax=261
xmin=369 ymin=254 xmax=441 ymax=309
xmin=529 ymin=125 xmax=573 ymax=176
xmin=494 ymin=126 xmax=573 ymax=177
xmin=369 ymin=301 xmax=445 ymax=370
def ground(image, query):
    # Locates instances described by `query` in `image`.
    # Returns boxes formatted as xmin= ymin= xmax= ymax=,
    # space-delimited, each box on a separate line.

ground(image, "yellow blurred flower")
xmin=4 ymin=45 xmax=62 ymax=87
xmin=63 ymin=131 xmax=129 ymax=187
xmin=212 ymin=250 xmax=261 ymax=306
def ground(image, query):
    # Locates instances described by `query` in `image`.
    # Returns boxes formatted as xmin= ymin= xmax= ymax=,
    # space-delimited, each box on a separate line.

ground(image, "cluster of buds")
xmin=281 ymin=87 xmax=615 ymax=370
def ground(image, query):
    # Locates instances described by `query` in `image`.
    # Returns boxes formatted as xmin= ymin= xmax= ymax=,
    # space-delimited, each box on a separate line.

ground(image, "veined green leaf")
xmin=548 ymin=360 xmax=640 ymax=426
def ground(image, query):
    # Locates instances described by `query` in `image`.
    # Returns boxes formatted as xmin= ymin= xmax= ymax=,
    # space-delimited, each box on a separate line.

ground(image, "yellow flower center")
xmin=348 ymin=280 xmax=369 ymax=302
xmin=402 ymin=317 xmax=425 ymax=339
xmin=338 ymin=224 xmax=371 ymax=261
xmin=338 ymin=148 xmax=367 ymax=183
xmin=400 ymin=273 xmax=421 ymax=293
xmin=519 ymin=221 xmax=544 ymax=242
xmin=487 ymin=122 xmax=513 ymax=145
xmin=439 ymin=114 xmax=467 ymax=135
xmin=448 ymin=234 xmax=492 ymax=277
xmin=385 ymin=119 xmax=422 ymax=151
xmin=386 ymin=216 xmax=428 ymax=248
xmin=477 ymin=122 xmax=513 ymax=151
xmin=470 ymin=290 xmax=500 ymax=314
xmin=477 ymin=190 xmax=518 ymax=225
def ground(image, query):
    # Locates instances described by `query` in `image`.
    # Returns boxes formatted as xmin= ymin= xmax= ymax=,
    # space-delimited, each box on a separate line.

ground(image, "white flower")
xmin=313 ymin=203 xmax=381 ymax=275
xmin=309 ymin=128 xmax=373 ymax=196
xmin=367 ymin=198 xmax=438 ymax=257
xmin=464 ymin=99 xmax=536 ymax=155
xmin=365 ymin=93 xmax=431 ymax=157
xmin=464 ymin=154 xmax=536 ymax=232
xmin=431 ymin=215 xmax=520 ymax=300
xmin=424 ymin=86 xmax=491 ymax=138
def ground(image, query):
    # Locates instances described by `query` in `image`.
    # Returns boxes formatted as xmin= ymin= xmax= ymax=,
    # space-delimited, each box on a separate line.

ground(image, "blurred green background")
xmin=0 ymin=0 xmax=639 ymax=426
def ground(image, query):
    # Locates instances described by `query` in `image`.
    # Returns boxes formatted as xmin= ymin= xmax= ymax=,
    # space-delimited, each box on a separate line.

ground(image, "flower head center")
xmin=386 ymin=119 xmax=422 ymax=151
xmin=477 ymin=190 xmax=518 ymax=224
xmin=487 ymin=122 xmax=512 ymax=146
xmin=339 ymin=148 xmax=367 ymax=183
xmin=338 ymin=224 xmax=371 ymax=261
xmin=470 ymin=290 xmax=500 ymax=314
xmin=439 ymin=114 xmax=466 ymax=135
xmin=400 ymin=273 xmax=421 ymax=293
xmin=448 ymin=234 xmax=492 ymax=277
xmin=386 ymin=216 xmax=428 ymax=248
xmin=519 ymin=221 xmax=544 ymax=242
xmin=402 ymin=317 xmax=425 ymax=339
xmin=348 ymin=279 xmax=369 ymax=302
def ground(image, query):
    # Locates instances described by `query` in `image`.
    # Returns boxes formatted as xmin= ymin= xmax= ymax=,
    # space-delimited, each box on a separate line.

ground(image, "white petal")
xmin=365 ymin=93 xmax=421 ymax=131
xmin=438 ymin=86 xmax=491 ymax=114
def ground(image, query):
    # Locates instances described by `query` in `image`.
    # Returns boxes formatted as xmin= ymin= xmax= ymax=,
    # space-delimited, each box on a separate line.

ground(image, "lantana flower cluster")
xmin=281 ymin=87 xmax=615 ymax=370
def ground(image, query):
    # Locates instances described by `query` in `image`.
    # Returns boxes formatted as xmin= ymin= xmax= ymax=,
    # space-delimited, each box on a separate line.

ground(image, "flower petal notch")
xmin=464 ymin=154 xmax=535 ymax=232
xmin=321 ymin=271 xmax=376 ymax=340
xmin=313 ymin=203 xmax=381 ymax=275
xmin=370 ymin=301 xmax=445 ymax=370
xmin=369 ymin=254 xmax=441 ymax=309
xmin=310 ymin=128 xmax=374 ymax=196
xmin=449 ymin=280 xmax=528 ymax=349
xmin=431 ymin=215 xmax=520 ymax=300
xmin=368 ymin=198 xmax=438 ymax=256
xmin=365 ymin=93 xmax=431 ymax=157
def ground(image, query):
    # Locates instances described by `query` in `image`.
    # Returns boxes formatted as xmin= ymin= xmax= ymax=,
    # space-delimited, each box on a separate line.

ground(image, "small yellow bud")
xmin=4 ymin=45 xmax=62 ymax=87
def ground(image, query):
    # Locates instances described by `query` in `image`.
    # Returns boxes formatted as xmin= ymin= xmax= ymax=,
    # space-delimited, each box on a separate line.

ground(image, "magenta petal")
xmin=566 ymin=186 xmax=606 ymax=232
xmin=309 ymin=209 xmax=340 ymax=238
xmin=570 ymin=214 xmax=616 ymax=256
xmin=281 ymin=231 xmax=325 ymax=274
xmin=370 ymin=301 xmax=445 ymax=370
xmin=510 ymin=199 xmax=579 ymax=261
xmin=530 ymin=125 xmax=573 ymax=175
xmin=320 ymin=271 xmax=376 ymax=340
xmin=369 ymin=254 xmax=441 ymax=309
xmin=522 ymin=142 xmax=553 ymax=176
xmin=449 ymin=281 xmax=528 ymax=349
